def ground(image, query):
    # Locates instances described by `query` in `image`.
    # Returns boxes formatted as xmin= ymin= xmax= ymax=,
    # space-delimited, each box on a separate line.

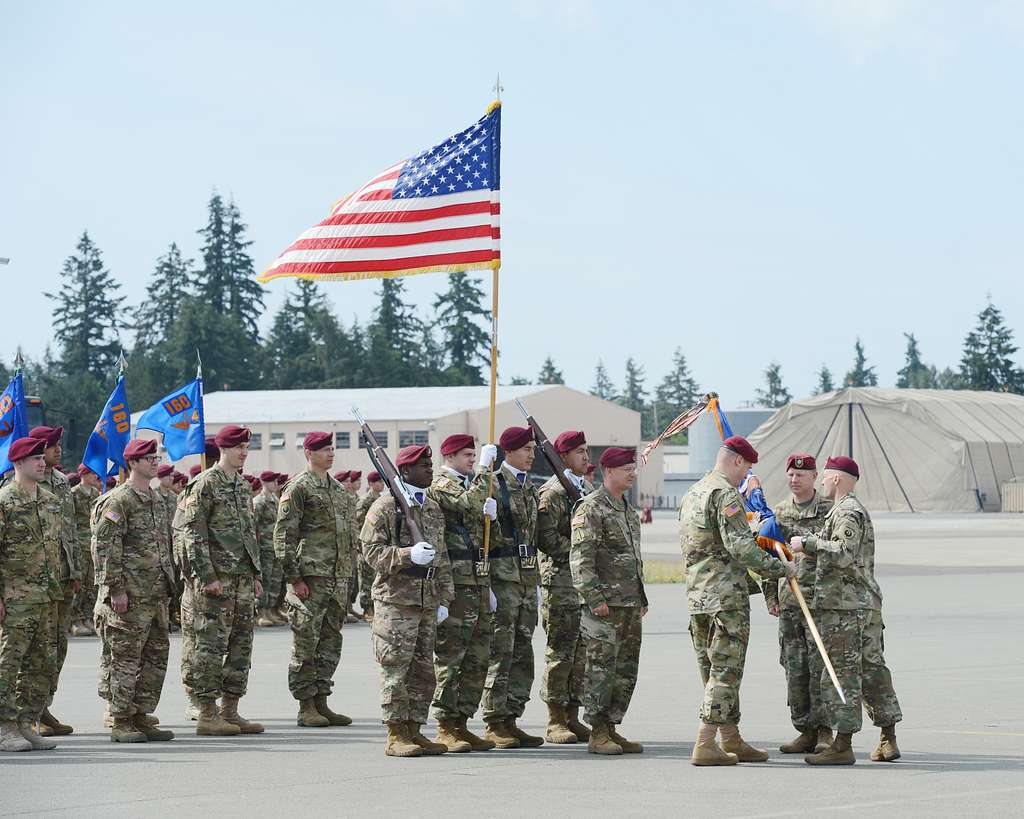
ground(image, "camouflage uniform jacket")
xmin=570 ymin=485 xmax=644 ymax=610
xmin=71 ymin=482 xmax=99 ymax=552
xmin=538 ymin=475 xmax=592 ymax=590
xmin=156 ymin=486 xmax=177 ymax=554
xmin=253 ymin=491 xmax=278 ymax=553
xmin=803 ymin=491 xmax=882 ymax=611
xmin=355 ymin=491 xmax=379 ymax=534
xmin=40 ymin=467 xmax=79 ymax=583
xmin=274 ymin=470 xmax=352 ymax=581
xmin=487 ymin=464 xmax=540 ymax=586
xmin=92 ymin=483 xmax=175 ymax=602
xmin=343 ymin=490 xmax=360 ymax=554
xmin=428 ymin=468 xmax=490 ymax=588
xmin=774 ymin=491 xmax=833 ymax=609
xmin=679 ymin=470 xmax=789 ymax=614
xmin=179 ymin=464 xmax=260 ymax=585
xmin=0 ymin=481 xmax=63 ymax=605
xmin=360 ymin=493 xmax=453 ymax=608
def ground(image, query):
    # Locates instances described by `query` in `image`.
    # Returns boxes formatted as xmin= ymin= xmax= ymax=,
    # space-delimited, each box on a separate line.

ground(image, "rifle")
xmin=351 ymin=406 xmax=424 ymax=544
xmin=514 ymin=398 xmax=584 ymax=503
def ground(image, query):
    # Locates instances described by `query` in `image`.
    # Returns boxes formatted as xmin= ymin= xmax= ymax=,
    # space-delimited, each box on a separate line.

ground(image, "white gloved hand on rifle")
xmin=436 ymin=605 xmax=449 ymax=624
xmin=482 ymin=497 xmax=497 ymax=521
xmin=479 ymin=444 xmax=498 ymax=469
xmin=489 ymin=589 xmax=498 ymax=612
xmin=410 ymin=542 xmax=436 ymax=566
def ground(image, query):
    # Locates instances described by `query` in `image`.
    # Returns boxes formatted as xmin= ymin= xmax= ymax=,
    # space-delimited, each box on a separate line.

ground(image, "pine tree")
xmin=195 ymin=191 xmax=229 ymax=313
xmin=224 ymin=197 xmax=265 ymax=338
xmin=45 ymin=231 xmax=125 ymax=379
xmin=755 ymin=361 xmax=792 ymax=408
xmin=433 ymin=273 xmax=490 ymax=385
xmin=959 ymin=301 xmax=1023 ymax=392
xmin=509 ymin=375 xmax=532 ymax=385
xmin=366 ymin=279 xmax=420 ymax=386
xmin=135 ymin=242 xmax=194 ymax=347
xmin=936 ymin=367 xmax=962 ymax=390
xmin=590 ymin=360 xmax=616 ymax=401
xmin=620 ymin=357 xmax=654 ymax=437
xmin=844 ymin=338 xmax=878 ymax=387
xmin=537 ymin=357 xmax=564 ymax=385
xmin=655 ymin=348 xmax=700 ymax=419
xmin=813 ymin=364 xmax=835 ymax=395
xmin=896 ymin=332 xmax=937 ymax=388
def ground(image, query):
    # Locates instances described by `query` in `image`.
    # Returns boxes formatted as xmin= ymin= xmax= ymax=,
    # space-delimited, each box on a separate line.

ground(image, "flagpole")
xmin=197 ymin=350 xmax=208 ymax=472
xmin=117 ymin=351 xmax=128 ymax=485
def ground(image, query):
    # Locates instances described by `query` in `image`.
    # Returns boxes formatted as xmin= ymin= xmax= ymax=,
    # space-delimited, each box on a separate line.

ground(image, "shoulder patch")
xmin=724 ymin=502 xmax=742 ymax=518
xmin=103 ymin=508 xmax=122 ymax=523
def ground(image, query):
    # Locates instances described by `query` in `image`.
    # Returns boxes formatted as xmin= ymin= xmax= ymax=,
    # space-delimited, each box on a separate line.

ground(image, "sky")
xmin=3 ymin=1 xmax=1023 ymax=405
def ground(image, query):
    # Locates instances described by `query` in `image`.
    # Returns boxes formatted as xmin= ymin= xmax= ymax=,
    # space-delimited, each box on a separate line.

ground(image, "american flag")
xmin=258 ymin=102 xmax=501 ymax=283
xmin=639 ymin=395 xmax=713 ymax=465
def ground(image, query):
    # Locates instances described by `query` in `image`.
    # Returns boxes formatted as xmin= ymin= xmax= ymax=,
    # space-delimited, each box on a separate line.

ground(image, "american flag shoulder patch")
xmin=103 ymin=508 xmax=121 ymax=523
xmin=724 ymin=502 xmax=742 ymax=518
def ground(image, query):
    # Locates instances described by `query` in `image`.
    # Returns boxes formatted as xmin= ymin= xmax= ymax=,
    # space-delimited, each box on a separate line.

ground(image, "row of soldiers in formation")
xmin=0 ymin=421 xmax=902 ymax=765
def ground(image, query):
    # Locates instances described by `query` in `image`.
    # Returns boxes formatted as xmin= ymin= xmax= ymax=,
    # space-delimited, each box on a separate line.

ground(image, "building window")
xmin=249 ymin=432 xmax=262 ymax=450
xmin=295 ymin=432 xmax=307 ymax=448
xmin=399 ymin=430 xmax=429 ymax=447
xmin=335 ymin=431 xmax=350 ymax=449
xmin=270 ymin=433 xmax=285 ymax=449
xmin=359 ymin=431 xmax=387 ymax=449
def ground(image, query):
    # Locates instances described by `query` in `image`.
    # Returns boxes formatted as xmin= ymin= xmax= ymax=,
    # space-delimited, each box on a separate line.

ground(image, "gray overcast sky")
xmin=3 ymin=1 xmax=1023 ymax=405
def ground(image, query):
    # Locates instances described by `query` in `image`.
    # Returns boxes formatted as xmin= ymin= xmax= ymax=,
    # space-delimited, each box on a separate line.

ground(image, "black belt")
xmin=400 ymin=565 xmax=436 ymax=579
xmin=487 ymin=543 xmax=537 ymax=560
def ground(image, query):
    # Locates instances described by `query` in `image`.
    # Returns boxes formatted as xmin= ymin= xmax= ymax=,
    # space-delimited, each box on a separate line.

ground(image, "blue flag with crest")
xmin=0 ymin=371 xmax=30 ymax=476
xmin=136 ymin=378 xmax=205 ymax=461
xmin=83 ymin=376 xmax=132 ymax=481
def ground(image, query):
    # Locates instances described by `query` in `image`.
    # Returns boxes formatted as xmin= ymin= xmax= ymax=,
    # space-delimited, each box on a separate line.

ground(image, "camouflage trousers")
xmin=0 ymin=599 xmax=56 ymax=722
xmin=371 ymin=601 xmax=436 ymax=724
xmin=482 ymin=580 xmax=538 ymax=723
xmin=180 ymin=580 xmax=196 ymax=695
xmin=96 ymin=597 xmax=170 ymax=718
xmin=778 ymin=606 xmax=827 ymax=731
xmin=73 ymin=545 xmax=96 ymax=626
xmin=815 ymin=608 xmax=903 ymax=734
xmin=689 ymin=608 xmax=750 ymax=725
xmin=432 ymin=584 xmax=492 ymax=720
xmin=358 ymin=557 xmax=376 ymax=614
xmin=540 ymin=586 xmax=586 ymax=707
xmin=190 ymin=575 xmax=256 ymax=702
xmin=287 ymin=576 xmax=349 ymax=700
xmin=580 ymin=605 xmax=642 ymax=725
xmin=48 ymin=583 xmax=75 ymax=705
xmin=259 ymin=548 xmax=283 ymax=610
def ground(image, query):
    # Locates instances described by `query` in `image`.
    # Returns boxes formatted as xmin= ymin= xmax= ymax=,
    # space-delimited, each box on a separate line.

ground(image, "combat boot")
xmin=567 ymin=705 xmax=591 ymax=741
xmin=110 ymin=716 xmax=148 ymax=743
xmin=0 ymin=722 xmax=32 ymax=752
xmin=220 ymin=696 xmax=264 ymax=734
xmin=362 ymin=609 xmax=374 ymax=623
xmin=805 ymin=731 xmax=855 ymax=765
xmin=691 ymin=723 xmax=738 ymax=766
xmin=38 ymin=708 xmax=73 ymax=737
xmin=484 ymin=719 xmax=520 ymax=749
xmin=608 ymin=725 xmax=643 ymax=754
xmin=815 ymin=726 xmax=834 ymax=753
xmin=297 ymin=698 xmax=330 ymax=727
xmin=545 ymin=704 xmax=577 ymax=744
xmin=184 ymin=689 xmax=201 ymax=721
xmin=870 ymin=725 xmax=900 ymax=762
xmin=70 ymin=622 xmax=92 ymax=637
xmin=195 ymin=700 xmax=241 ymax=736
xmin=505 ymin=717 xmax=544 ymax=748
xmin=720 ymin=724 xmax=770 ymax=762
xmin=256 ymin=608 xmax=275 ymax=627
xmin=385 ymin=721 xmax=422 ymax=757
xmin=314 ymin=694 xmax=352 ymax=726
xmin=18 ymin=719 xmax=58 ymax=750
xmin=407 ymin=721 xmax=447 ymax=755
xmin=779 ymin=729 xmax=817 ymax=754
xmin=434 ymin=718 xmax=472 ymax=753
xmin=587 ymin=720 xmax=623 ymax=755
xmin=132 ymin=715 xmax=174 ymax=741
xmin=454 ymin=716 xmax=494 ymax=751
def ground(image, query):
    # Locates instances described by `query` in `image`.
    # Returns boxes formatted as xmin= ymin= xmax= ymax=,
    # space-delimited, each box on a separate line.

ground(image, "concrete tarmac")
xmin=3 ymin=514 xmax=1022 ymax=817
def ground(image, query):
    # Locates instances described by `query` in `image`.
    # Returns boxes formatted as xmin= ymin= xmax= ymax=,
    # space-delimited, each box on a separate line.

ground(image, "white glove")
xmin=488 ymin=589 xmax=498 ymax=612
xmin=436 ymin=605 xmax=449 ymax=624
xmin=482 ymin=497 xmax=497 ymax=521
xmin=536 ymin=585 xmax=542 ymax=608
xmin=410 ymin=542 xmax=436 ymax=566
xmin=479 ymin=443 xmax=498 ymax=469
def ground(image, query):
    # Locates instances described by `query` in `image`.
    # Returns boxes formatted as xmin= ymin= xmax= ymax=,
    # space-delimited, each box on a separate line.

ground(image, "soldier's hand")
xmin=71 ymin=579 xmax=81 ymax=594
xmin=0 ymin=599 xmax=5 ymax=622
xmin=290 ymin=578 xmax=311 ymax=600
xmin=783 ymin=560 xmax=797 ymax=579
xmin=748 ymin=512 xmax=762 ymax=533
xmin=111 ymin=592 xmax=129 ymax=614
xmin=482 ymin=497 xmax=497 ymax=521
xmin=488 ymin=589 xmax=498 ymax=612
xmin=436 ymin=604 xmax=449 ymax=624
xmin=254 ymin=579 xmax=264 ymax=599
xmin=411 ymin=542 xmax=436 ymax=566
xmin=479 ymin=444 xmax=498 ymax=469
xmin=592 ymin=602 xmax=610 ymax=617
xmin=767 ymin=604 xmax=780 ymax=617
xmin=789 ymin=536 xmax=805 ymax=554
xmin=203 ymin=579 xmax=224 ymax=597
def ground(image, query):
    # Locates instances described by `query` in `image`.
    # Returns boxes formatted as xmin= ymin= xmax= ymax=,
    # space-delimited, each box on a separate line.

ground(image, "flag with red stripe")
xmin=259 ymin=102 xmax=501 ymax=283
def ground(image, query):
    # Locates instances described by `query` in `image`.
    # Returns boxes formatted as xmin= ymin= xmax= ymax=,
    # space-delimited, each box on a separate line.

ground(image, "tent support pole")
xmin=814 ymin=406 xmax=843 ymax=461
xmin=859 ymin=404 xmax=915 ymax=513
xmin=847 ymin=402 xmax=854 ymax=457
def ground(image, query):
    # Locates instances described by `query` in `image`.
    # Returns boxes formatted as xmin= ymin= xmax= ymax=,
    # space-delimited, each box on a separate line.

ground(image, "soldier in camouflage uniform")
xmin=179 ymin=425 xmax=264 ymax=737
xmin=481 ymin=426 xmax=544 ymax=749
xmin=428 ymin=434 xmax=497 ymax=752
xmin=680 ymin=436 xmax=794 ymax=766
xmin=154 ymin=464 xmax=180 ymax=633
xmin=275 ymin=432 xmax=354 ymax=728
xmin=570 ymin=446 xmax=647 ymax=756
xmin=538 ymin=429 xmax=592 ymax=744
xmin=790 ymin=456 xmax=903 ymax=766
xmin=0 ymin=438 xmax=63 ymax=752
xmin=254 ymin=470 xmax=281 ymax=627
xmin=28 ymin=426 xmax=79 ymax=738
xmin=361 ymin=444 xmax=453 ymax=757
xmin=769 ymin=454 xmax=835 ymax=754
xmin=92 ymin=439 xmax=176 ymax=743
xmin=355 ymin=471 xmax=384 ymax=621
xmin=70 ymin=464 xmax=102 ymax=636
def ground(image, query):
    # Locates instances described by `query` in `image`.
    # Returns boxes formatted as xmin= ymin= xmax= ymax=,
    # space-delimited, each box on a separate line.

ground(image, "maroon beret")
xmin=106 ymin=476 xmax=118 ymax=489
xmin=215 ymin=425 xmax=251 ymax=448
xmin=277 ymin=473 xmax=290 ymax=484
xmin=251 ymin=478 xmax=262 ymax=491
xmin=29 ymin=426 xmax=63 ymax=447
xmin=554 ymin=430 xmax=586 ymax=454
xmin=204 ymin=437 xmax=220 ymax=462
xmin=156 ymin=464 xmax=175 ymax=478
xmin=124 ymin=439 xmax=158 ymax=461
xmin=259 ymin=470 xmax=278 ymax=483
xmin=440 ymin=434 xmax=474 ymax=456
xmin=173 ymin=471 xmax=187 ymax=485
xmin=348 ymin=470 xmax=362 ymax=481
xmin=786 ymin=453 xmax=816 ymax=471
xmin=242 ymin=473 xmax=255 ymax=484
xmin=395 ymin=444 xmax=431 ymax=467
xmin=499 ymin=426 xmax=533 ymax=451
xmin=825 ymin=455 xmax=859 ymax=478
xmin=67 ymin=473 xmax=81 ymax=487
xmin=333 ymin=470 xmax=350 ymax=482
xmin=367 ymin=471 xmax=382 ymax=484
xmin=189 ymin=464 xmax=203 ymax=478
xmin=303 ymin=431 xmax=333 ymax=451
xmin=10 ymin=436 xmax=46 ymax=461
xmin=723 ymin=435 xmax=758 ymax=464
xmin=77 ymin=463 xmax=96 ymax=477
xmin=585 ymin=464 xmax=596 ymax=475
xmin=600 ymin=447 xmax=636 ymax=468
